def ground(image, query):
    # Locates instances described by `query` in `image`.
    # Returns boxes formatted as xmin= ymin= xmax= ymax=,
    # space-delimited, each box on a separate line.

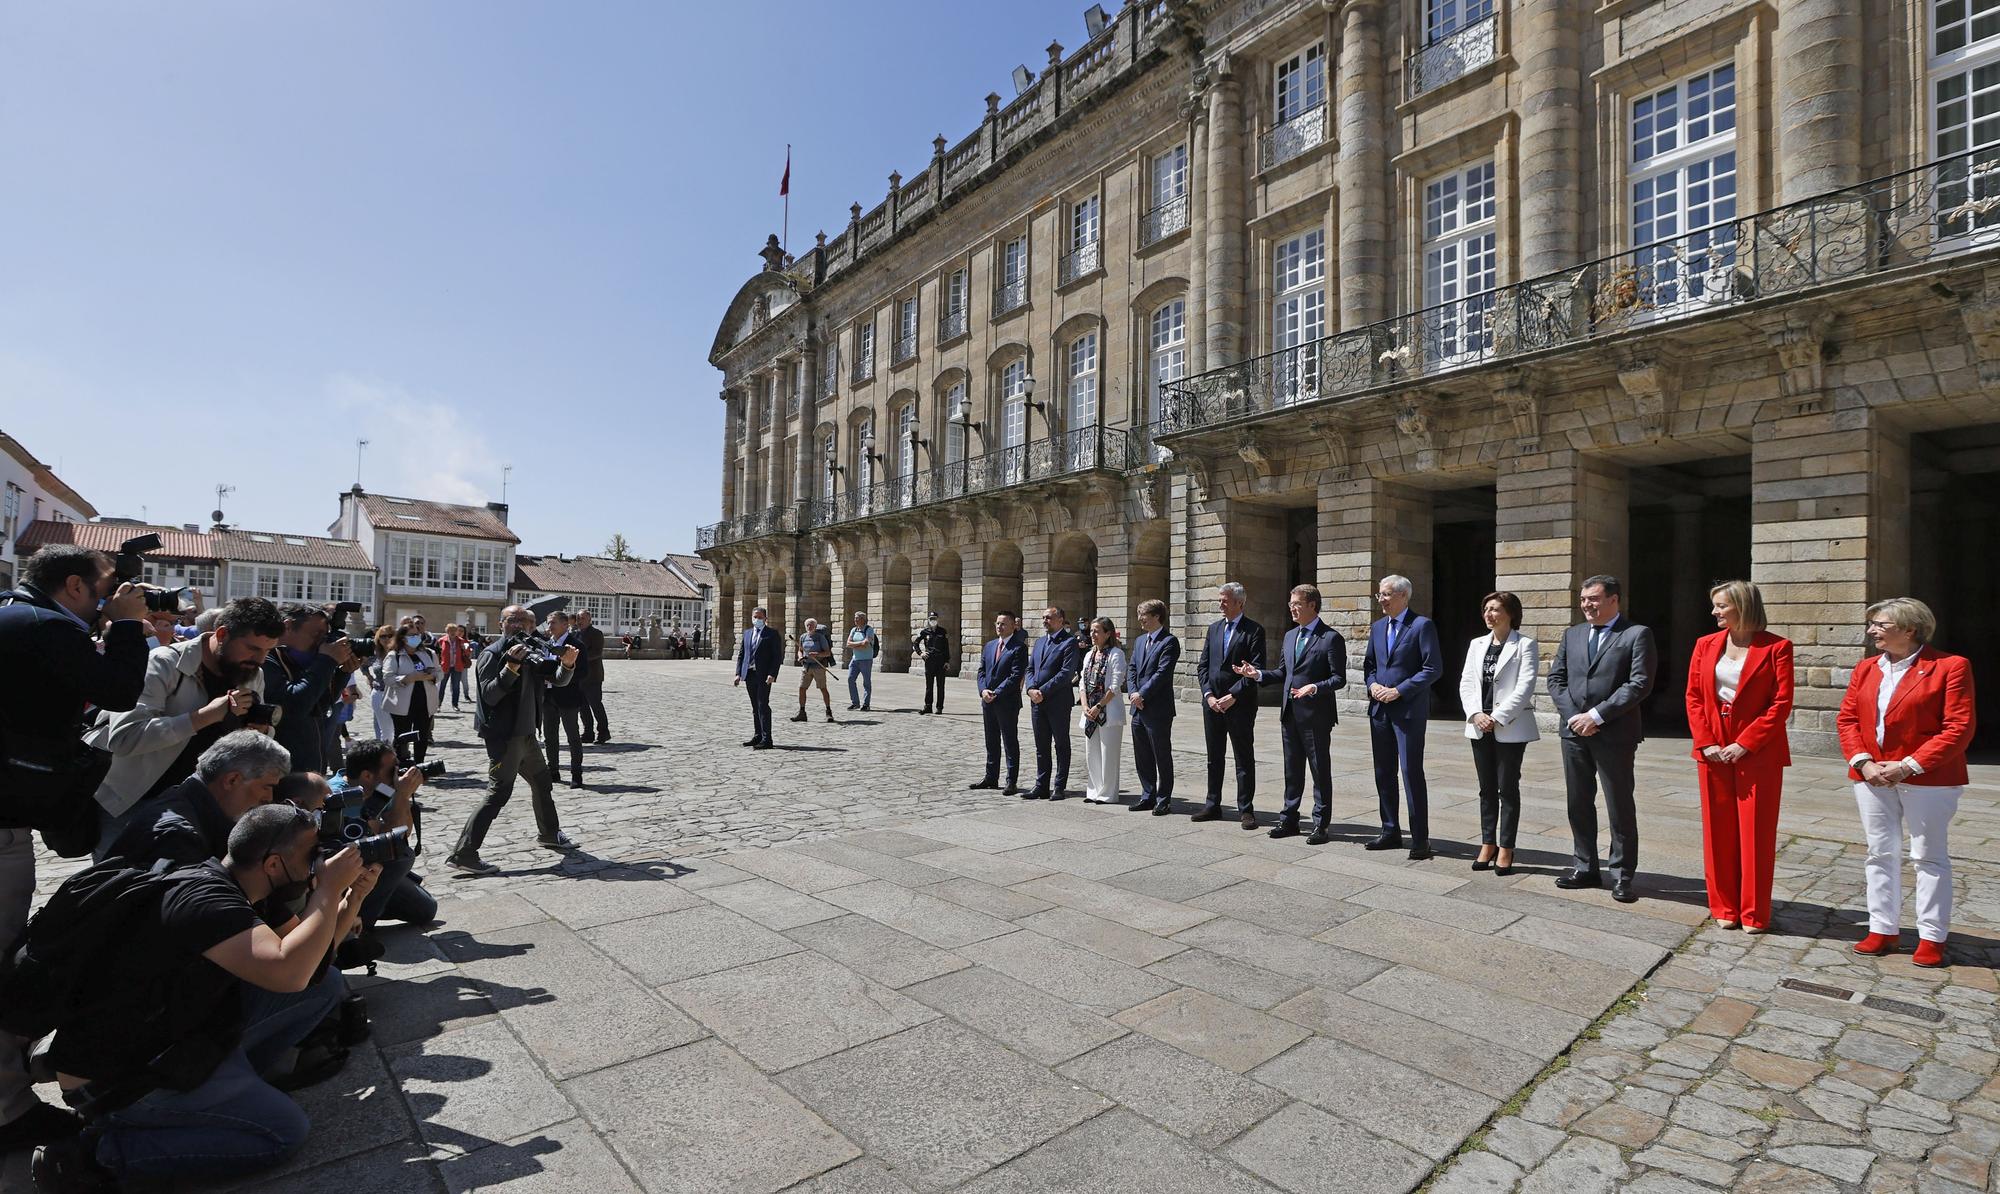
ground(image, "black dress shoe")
xmin=919 ymin=707 xmax=930 ymax=715
xmin=1555 ymin=869 xmax=1603 ymax=890
xmin=1613 ymin=879 xmax=1637 ymax=903
xmin=969 ymin=779 xmax=999 ymax=790
xmin=1129 ymin=799 xmax=1156 ymax=812
xmin=1027 ymin=786 xmax=1051 ymax=800
xmin=1151 ymin=801 xmax=1172 ymax=816
xmin=1364 ymin=832 xmax=1404 ymax=851
xmin=1046 ymin=790 xmax=1066 ymax=801
xmin=1269 ymin=822 xmax=1300 ymax=839
xmin=1003 ymin=783 xmax=1019 ymax=796
xmin=1407 ymin=846 xmax=1433 ymax=861
xmin=743 ymin=737 xmax=761 ymax=747
xmin=1239 ymin=811 xmax=1260 ymax=830
xmin=1306 ymin=826 xmax=1334 ymax=845
xmin=1190 ymin=808 xmax=1221 ymax=823
xmin=753 ymin=741 xmax=773 ymax=750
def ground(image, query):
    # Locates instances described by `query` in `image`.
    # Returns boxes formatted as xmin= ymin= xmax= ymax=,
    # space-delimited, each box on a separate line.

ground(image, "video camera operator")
xmin=329 ymin=738 xmax=438 ymax=931
xmin=446 ymin=603 xmax=581 ymax=876
xmin=89 ymin=596 xmax=285 ymax=860
xmin=0 ymin=545 xmax=150 ymax=1155
xmin=262 ymin=603 xmax=355 ymax=773
xmin=23 ymin=804 xmax=379 ymax=1189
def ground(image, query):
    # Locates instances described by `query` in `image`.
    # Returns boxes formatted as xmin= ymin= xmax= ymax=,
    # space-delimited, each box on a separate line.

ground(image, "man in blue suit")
xmin=1194 ymin=581 xmax=1265 ymax=828
xmin=1363 ymin=574 xmax=1443 ymax=859
xmin=1126 ymin=598 xmax=1181 ymax=816
xmin=1023 ymin=606 xmax=1080 ymax=800
xmin=733 ymin=604 xmax=784 ymax=750
xmin=969 ymin=611 xmax=1028 ymax=795
xmin=1235 ymin=584 xmax=1345 ymax=842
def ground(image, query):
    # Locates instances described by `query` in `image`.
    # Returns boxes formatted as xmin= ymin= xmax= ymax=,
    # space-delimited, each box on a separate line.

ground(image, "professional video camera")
xmin=320 ymin=600 xmax=374 ymax=659
xmin=113 ymin=534 xmax=198 ymax=615
xmin=502 ymin=594 xmax=573 ymax=664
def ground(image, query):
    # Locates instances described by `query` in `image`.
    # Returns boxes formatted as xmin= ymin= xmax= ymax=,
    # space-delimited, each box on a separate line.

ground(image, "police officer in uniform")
xmin=916 ymin=612 xmax=953 ymax=715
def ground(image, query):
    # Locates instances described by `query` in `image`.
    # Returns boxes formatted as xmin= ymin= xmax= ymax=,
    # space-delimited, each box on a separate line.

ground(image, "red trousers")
xmin=1697 ymin=759 xmax=1783 ymax=928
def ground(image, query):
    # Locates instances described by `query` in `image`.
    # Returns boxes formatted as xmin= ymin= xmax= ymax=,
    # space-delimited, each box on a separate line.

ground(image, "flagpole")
xmin=782 ymin=143 xmax=791 ymax=256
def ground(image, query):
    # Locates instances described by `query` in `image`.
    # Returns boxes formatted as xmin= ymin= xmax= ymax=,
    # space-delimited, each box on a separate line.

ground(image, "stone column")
xmin=720 ymin=389 xmax=739 ymax=520
xmin=957 ymin=547 xmax=989 ymax=670
xmin=1495 ymin=448 xmax=1630 ymax=728
xmin=1187 ymin=95 xmax=1211 ymax=373
xmin=1018 ymin=536 xmax=1054 ymax=626
xmin=796 ymin=344 xmax=820 ymax=509
xmin=1203 ymin=59 xmax=1246 ymax=366
xmin=1751 ymin=408 xmax=1908 ymax=755
xmin=1775 ymin=0 xmax=1861 ymax=201
xmin=1317 ymin=477 xmax=1433 ymax=717
xmin=1516 ymin=0 xmax=1584 ymax=277
xmin=1176 ymin=487 xmax=1231 ymax=641
xmin=1091 ymin=527 xmax=1135 ymax=637
xmin=1336 ymin=0 xmax=1388 ymax=327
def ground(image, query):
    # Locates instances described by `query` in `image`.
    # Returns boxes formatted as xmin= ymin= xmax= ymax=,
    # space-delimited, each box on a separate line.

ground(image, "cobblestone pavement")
xmin=9 ymin=661 xmax=1996 ymax=1193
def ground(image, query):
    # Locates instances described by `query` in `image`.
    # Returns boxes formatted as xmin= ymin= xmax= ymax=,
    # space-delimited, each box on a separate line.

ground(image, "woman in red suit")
xmin=1837 ymin=597 xmax=1977 ymax=968
xmin=1686 ymin=580 xmax=1793 ymax=934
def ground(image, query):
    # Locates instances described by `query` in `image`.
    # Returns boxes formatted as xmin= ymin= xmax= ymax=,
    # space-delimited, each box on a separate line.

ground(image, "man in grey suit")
xmin=1546 ymin=574 xmax=1657 ymax=903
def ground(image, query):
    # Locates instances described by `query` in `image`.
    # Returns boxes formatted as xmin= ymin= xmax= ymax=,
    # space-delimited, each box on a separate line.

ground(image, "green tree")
xmin=603 ymin=533 xmax=636 ymax=561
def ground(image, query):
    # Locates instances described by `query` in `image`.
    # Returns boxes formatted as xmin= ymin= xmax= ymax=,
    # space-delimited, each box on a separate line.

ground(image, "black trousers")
xmin=543 ymin=702 xmax=583 ymax=786
xmin=453 ymin=733 xmax=561 ymax=858
xmin=982 ymin=699 xmax=1021 ymax=784
xmin=745 ymin=677 xmax=773 ymax=743
xmin=1031 ymin=696 xmax=1073 ymax=790
xmin=1131 ymin=714 xmax=1174 ymax=804
xmin=1278 ymin=714 xmax=1333 ymax=827
xmin=1201 ymin=703 xmax=1256 ymax=812
xmin=1470 ymin=734 xmax=1527 ymax=848
xmin=923 ymin=667 xmax=947 ymax=711
xmin=1562 ymin=732 xmax=1640 ymax=881
xmin=583 ymin=675 xmax=609 ymax=739
xmin=390 ymin=711 xmax=433 ymax=764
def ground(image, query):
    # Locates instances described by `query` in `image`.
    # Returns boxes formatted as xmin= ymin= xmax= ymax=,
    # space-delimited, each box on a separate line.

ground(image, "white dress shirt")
xmin=1714 ymin=652 xmax=1744 ymax=705
xmin=1848 ymin=650 xmax=1924 ymax=774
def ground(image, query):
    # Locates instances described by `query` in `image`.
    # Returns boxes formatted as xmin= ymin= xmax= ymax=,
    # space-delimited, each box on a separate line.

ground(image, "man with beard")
xmin=91 ymin=596 xmax=285 ymax=859
xmin=262 ymin=604 xmax=355 ymax=773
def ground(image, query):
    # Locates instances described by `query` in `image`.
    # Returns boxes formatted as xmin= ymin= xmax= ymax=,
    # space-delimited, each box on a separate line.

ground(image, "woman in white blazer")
xmin=382 ymin=624 xmax=442 ymax=763
xmin=1078 ymin=617 xmax=1129 ymax=804
xmin=1458 ymin=591 xmax=1540 ymax=875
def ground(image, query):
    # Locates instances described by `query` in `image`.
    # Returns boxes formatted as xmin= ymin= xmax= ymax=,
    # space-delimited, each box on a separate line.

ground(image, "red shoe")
xmin=1912 ymin=938 xmax=1948 ymax=968
xmin=1852 ymin=932 xmax=1900 ymax=956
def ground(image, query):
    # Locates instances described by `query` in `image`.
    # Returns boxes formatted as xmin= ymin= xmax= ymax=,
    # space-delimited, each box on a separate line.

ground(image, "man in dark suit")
xmin=1126 ymin=599 xmax=1181 ymax=816
xmin=1363 ymin=574 xmax=1444 ymax=859
xmin=733 ymin=605 xmax=783 ymax=750
xmin=1193 ymin=581 xmax=1266 ymax=828
xmin=1235 ymin=584 xmax=1345 ymax=841
xmin=574 ymin=610 xmax=610 ymax=743
xmin=1546 ymin=574 xmax=1657 ymax=903
xmin=970 ymin=611 xmax=1028 ymax=795
xmin=1024 ymin=606 xmax=1080 ymax=800
xmin=542 ymin=610 xmax=588 ymax=787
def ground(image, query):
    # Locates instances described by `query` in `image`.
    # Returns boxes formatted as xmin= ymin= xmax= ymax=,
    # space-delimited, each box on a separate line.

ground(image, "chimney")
xmin=486 ymin=501 xmax=509 ymax=526
xmin=182 ymin=523 xmax=200 ymax=533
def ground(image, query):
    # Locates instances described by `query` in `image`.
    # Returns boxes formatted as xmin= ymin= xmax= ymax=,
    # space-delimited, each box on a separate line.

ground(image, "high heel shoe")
xmin=1471 ymin=849 xmax=1495 ymax=872
xmin=1494 ymin=850 xmax=1514 ymax=877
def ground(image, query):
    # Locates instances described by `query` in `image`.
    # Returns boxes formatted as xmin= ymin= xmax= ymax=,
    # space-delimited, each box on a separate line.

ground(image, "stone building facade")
xmin=701 ymin=0 xmax=1999 ymax=755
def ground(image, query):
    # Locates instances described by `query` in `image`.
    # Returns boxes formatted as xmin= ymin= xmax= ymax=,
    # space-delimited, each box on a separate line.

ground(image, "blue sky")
xmin=1 ymin=0 xmax=1102 ymax=557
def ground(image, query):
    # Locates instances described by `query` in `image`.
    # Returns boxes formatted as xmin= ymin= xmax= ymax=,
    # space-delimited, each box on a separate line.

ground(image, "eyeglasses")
xmin=1865 ymin=620 xmax=1897 ymax=631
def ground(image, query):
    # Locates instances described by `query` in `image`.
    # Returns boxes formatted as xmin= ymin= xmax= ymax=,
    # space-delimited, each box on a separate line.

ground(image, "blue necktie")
xmin=1221 ymin=619 xmax=1234 ymax=658
xmin=1386 ymin=616 xmax=1398 ymax=657
xmin=1588 ymin=625 xmax=1605 ymax=665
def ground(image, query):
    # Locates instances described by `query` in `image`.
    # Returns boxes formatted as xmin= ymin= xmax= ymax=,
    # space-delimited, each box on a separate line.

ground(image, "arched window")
xmin=1066 ymin=332 xmax=1098 ymax=431
xmin=1000 ymin=360 xmax=1027 ymax=482
xmin=897 ymin=403 xmax=917 ymax=478
xmin=856 ymin=414 xmax=875 ymax=492
xmin=821 ymin=430 xmax=837 ymax=501
xmin=1149 ymin=299 xmax=1186 ymax=458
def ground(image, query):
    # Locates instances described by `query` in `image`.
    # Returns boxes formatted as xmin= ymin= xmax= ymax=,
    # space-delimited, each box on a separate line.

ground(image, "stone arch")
xmin=1048 ymin=531 xmax=1100 ymax=626
xmin=717 ymin=576 xmax=738 ymax=653
xmin=807 ymin=561 xmax=834 ymax=631
xmin=1129 ymin=522 xmax=1171 ymax=634
xmin=882 ymin=555 xmax=913 ymax=672
xmin=841 ymin=557 xmax=870 ymax=631
xmin=930 ymin=548 xmax=964 ymax=676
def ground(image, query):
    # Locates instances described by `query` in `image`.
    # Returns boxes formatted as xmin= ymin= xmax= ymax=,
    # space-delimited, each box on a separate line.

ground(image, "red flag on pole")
xmin=780 ymin=148 xmax=791 ymax=197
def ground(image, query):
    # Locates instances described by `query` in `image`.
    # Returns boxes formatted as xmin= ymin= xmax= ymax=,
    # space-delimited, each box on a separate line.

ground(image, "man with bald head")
xmin=447 ymin=604 xmax=582 ymax=876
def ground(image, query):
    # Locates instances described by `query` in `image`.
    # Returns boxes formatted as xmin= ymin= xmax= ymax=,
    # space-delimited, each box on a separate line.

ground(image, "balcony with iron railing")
xmin=1058 ymin=239 xmax=1102 ymax=286
xmin=938 ymin=307 xmax=968 ymax=343
xmin=819 ymin=360 xmax=838 ymax=400
xmin=994 ymin=276 xmax=1029 ymax=317
xmin=892 ymin=331 xmax=918 ymax=366
xmin=1406 ymin=13 xmax=1500 ymax=99
xmin=1260 ymin=102 xmax=1329 ymax=171
xmin=1158 ymin=150 xmax=2000 ymax=442
xmin=1140 ymin=193 xmax=1190 ymax=247
xmin=851 ymin=351 xmax=876 ymax=386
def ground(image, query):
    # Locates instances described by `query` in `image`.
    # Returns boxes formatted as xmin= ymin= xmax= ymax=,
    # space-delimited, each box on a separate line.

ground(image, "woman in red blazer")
xmin=1686 ymin=580 xmax=1793 ymax=934
xmin=1837 ymin=597 xmax=1978 ymax=968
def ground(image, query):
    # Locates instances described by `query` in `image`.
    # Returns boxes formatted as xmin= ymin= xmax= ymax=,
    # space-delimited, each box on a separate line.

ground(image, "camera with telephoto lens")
xmin=322 ymin=786 xmax=416 ymax=863
xmin=390 ymin=729 xmax=446 ymax=779
xmin=112 ymin=533 xmax=198 ymax=615
xmin=320 ymin=600 xmax=373 ymax=659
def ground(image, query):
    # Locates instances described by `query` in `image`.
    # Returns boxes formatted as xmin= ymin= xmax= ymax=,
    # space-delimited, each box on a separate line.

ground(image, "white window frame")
xmin=382 ymin=534 xmax=509 ymax=597
xmin=1931 ymin=0 xmax=2000 ymax=243
xmin=1425 ymin=0 xmax=1494 ymax=45
xmin=1422 ymin=159 xmax=1498 ymax=368
xmin=1148 ymin=299 xmax=1186 ymax=459
xmin=855 ymin=322 xmax=876 ymax=375
xmin=1150 ymin=144 xmax=1189 ymax=210
xmin=897 ymin=403 xmax=917 ymax=479
xmin=1000 ymin=359 xmax=1028 ymax=483
xmin=821 ymin=431 xmax=838 ymax=500
xmin=1628 ymin=63 xmax=1740 ymax=319
xmin=1002 ymin=237 xmax=1026 ymax=286
xmin=1065 ymin=331 xmax=1098 ymax=433
xmin=947 ymin=268 xmax=968 ymax=316
xmin=1271 ymin=229 xmax=1327 ymax=406
xmin=856 ymin=414 xmax=875 ymax=495
xmin=1070 ymin=195 xmax=1100 ymax=252
xmin=1274 ymin=41 xmax=1327 ymax=123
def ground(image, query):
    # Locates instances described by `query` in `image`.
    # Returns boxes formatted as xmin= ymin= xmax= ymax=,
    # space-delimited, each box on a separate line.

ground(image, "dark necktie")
xmin=1588 ymin=625 xmax=1605 ymax=665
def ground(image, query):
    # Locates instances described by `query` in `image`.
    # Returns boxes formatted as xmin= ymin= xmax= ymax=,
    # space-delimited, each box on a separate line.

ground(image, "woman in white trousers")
xmin=1079 ymin=617 xmax=1128 ymax=804
xmin=366 ymin=625 xmax=397 ymax=740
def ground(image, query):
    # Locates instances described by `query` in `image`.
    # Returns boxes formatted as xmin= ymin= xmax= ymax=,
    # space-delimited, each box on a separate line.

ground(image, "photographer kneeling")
xmin=27 ymin=805 xmax=379 ymax=1189
xmin=329 ymin=739 xmax=437 ymax=930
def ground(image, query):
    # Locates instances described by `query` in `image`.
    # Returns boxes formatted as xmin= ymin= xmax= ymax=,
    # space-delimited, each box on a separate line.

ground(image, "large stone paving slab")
xmin=777 ymin=1020 xmax=1112 ymax=1192
xmin=581 ymin=903 xmax=802 ymax=985
xmin=958 ymin=1109 xmax=1279 ymax=1193
xmin=961 ymin=925 xmax=1179 ymax=1014
xmin=1251 ymin=1036 xmax=1500 ymax=1161
xmin=903 ymin=964 xmax=1128 ymax=1064
xmin=387 ymin=1021 xmax=579 ymax=1160
xmin=1055 ymin=1034 xmax=1291 ymax=1148
xmin=1222 ymin=1102 xmax=1432 ymax=1194
xmin=664 ymin=951 xmax=938 ymax=1071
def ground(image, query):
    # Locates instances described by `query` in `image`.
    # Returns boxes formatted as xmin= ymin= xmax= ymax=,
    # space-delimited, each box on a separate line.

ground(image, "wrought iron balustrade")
xmin=1141 ymin=194 xmax=1190 ymax=246
xmin=1260 ymin=103 xmax=1329 ymax=171
xmin=1161 ymin=149 xmax=2000 ymax=440
xmin=1406 ymin=14 xmax=1499 ymax=98
xmin=797 ymin=425 xmax=1132 ymax=531
xmin=892 ymin=332 xmax=917 ymax=365
xmin=994 ymin=277 xmax=1029 ymax=316
xmin=1059 ymin=240 xmax=1102 ymax=285
xmin=786 ymin=388 xmax=802 ymax=418
xmin=851 ymin=353 xmax=876 ymax=385
xmin=938 ymin=308 xmax=968 ymax=342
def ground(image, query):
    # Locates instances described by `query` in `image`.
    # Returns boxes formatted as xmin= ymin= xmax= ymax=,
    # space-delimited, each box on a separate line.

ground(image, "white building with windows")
xmin=0 ymin=430 xmax=96 ymax=590
xmin=331 ymin=485 xmax=518 ymax=631
xmin=510 ymin=555 xmax=706 ymax=639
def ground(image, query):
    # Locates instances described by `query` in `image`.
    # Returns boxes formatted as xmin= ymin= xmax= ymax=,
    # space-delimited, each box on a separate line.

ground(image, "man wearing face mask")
xmin=90 ymin=597 xmax=285 ymax=859
xmin=734 ymin=605 xmax=783 ymax=749
xmin=27 ymin=805 xmax=378 ymax=1189
xmin=447 ymin=604 xmax=582 ymax=876
xmin=0 ymin=545 xmax=150 ymax=1155
xmin=915 ymin=612 xmax=953 ymax=715
xmin=331 ymin=739 xmax=437 ymax=929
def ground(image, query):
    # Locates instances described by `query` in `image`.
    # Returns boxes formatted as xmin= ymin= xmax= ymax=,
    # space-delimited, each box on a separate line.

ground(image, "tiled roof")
xmin=512 ymin=555 xmax=700 ymax=600
xmin=661 ymin=553 xmax=716 ymax=588
xmin=355 ymin=492 xmax=519 ymax=543
xmin=210 ymin=529 xmax=373 ymax=571
xmin=16 ymin=520 xmax=221 ymax=561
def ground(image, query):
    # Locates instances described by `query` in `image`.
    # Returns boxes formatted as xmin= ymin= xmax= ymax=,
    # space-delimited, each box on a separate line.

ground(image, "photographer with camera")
xmin=541 ymin=611 xmax=587 ymax=789
xmin=103 ymin=730 xmax=288 ymax=869
xmin=330 ymin=738 xmax=437 ymax=930
xmin=262 ymin=604 xmax=355 ymax=774
xmin=447 ymin=603 xmax=581 ymax=876
xmin=0 ymin=545 xmax=150 ymax=1155
xmin=23 ymin=804 xmax=378 ymax=1189
xmin=88 ymin=596 xmax=284 ymax=860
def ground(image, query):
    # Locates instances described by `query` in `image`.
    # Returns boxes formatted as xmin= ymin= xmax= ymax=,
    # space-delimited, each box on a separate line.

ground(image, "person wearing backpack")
xmin=0 ymin=545 xmax=151 ymax=1157
xmin=23 ymin=804 xmax=378 ymax=1189
xmin=845 ymin=610 xmax=880 ymax=712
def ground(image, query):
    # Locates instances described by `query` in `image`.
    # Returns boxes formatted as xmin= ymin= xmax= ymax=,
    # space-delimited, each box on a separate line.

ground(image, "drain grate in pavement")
xmin=1781 ymin=978 xmax=1857 ymax=1001
xmin=1861 ymin=994 xmax=1946 ymax=1022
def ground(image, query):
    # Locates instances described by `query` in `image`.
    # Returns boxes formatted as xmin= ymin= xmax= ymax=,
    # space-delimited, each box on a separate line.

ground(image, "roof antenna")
xmin=212 ymin=483 xmax=235 ymax=527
